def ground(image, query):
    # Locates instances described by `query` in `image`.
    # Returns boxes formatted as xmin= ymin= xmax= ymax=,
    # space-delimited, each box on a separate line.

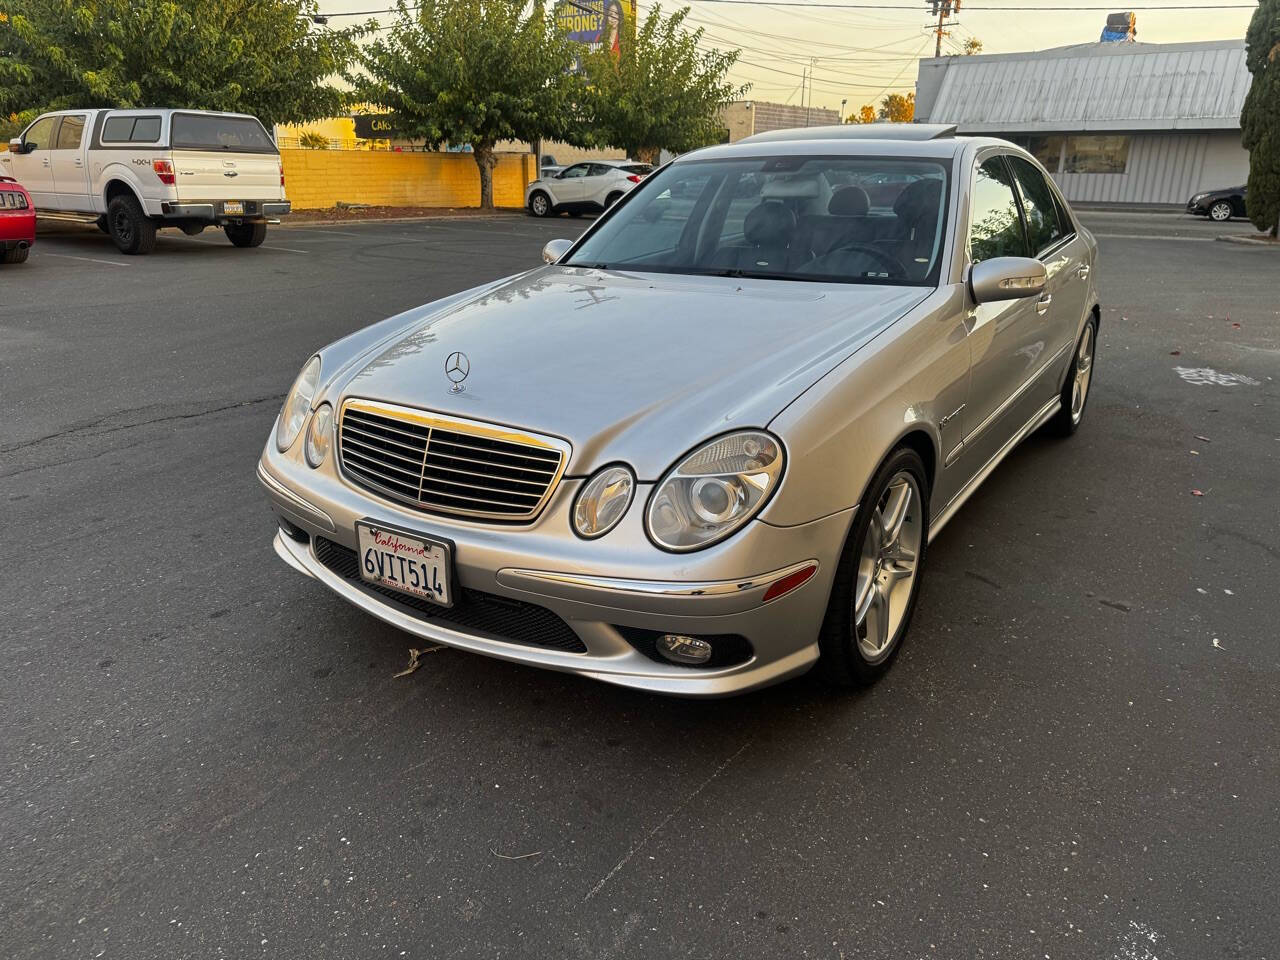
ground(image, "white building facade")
xmin=914 ymin=40 xmax=1252 ymax=205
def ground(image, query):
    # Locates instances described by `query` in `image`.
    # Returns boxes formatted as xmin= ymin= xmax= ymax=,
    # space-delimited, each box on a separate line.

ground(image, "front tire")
xmin=225 ymin=222 xmax=266 ymax=248
xmin=106 ymin=195 xmax=157 ymax=255
xmin=1208 ymin=200 xmax=1233 ymax=222
xmin=528 ymin=191 xmax=552 ymax=218
xmin=817 ymin=447 xmax=929 ymax=687
xmin=1047 ymin=316 xmax=1097 ymax=436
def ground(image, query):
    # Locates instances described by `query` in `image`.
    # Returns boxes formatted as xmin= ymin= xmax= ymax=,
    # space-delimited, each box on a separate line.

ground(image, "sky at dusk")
xmin=318 ymin=0 xmax=1259 ymax=115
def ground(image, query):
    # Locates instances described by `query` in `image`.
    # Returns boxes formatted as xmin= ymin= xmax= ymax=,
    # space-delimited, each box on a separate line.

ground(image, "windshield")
xmin=170 ymin=113 xmax=277 ymax=153
xmin=566 ymin=155 xmax=949 ymax=285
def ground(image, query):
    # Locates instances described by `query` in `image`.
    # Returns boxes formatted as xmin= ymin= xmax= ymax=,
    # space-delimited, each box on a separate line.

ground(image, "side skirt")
xmin=927 ymin=395 xmax=1061 ymax=544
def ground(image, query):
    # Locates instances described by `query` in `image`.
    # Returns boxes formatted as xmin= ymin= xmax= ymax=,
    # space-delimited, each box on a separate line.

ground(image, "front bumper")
xmin=258 ymin=433 xmax=853 ymax=697
xmin=1186 ymin=198 xmax=1210 ymax=215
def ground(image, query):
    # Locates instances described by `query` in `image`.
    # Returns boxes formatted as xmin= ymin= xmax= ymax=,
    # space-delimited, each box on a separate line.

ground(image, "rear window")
xmin=102 ymin=115 xmax=162 ymax=144
xmin=170 ymin=113 xmax=276 ymax=153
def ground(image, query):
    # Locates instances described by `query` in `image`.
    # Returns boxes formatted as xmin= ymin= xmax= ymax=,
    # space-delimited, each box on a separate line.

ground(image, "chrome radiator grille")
xmin=338 ymin=400 xmax=569 ymax=521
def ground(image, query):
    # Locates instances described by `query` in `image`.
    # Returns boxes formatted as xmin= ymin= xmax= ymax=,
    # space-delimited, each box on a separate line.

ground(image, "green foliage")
xmin=353 ymin=0 xmax=585 ymax=208
xmin=579 ymin=6 xmax=744 ymax=163
xmin=299 ymin=130 xmax=330 ymax=149
xmin=1241 ymin=0 xmax=1280 ymax=235
xmin=0 ymin=0 xmax=363 ymax=128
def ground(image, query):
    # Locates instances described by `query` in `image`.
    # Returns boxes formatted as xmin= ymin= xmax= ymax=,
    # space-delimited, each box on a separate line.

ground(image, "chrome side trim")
xmin=961 ymin=339 xmax=1072 ymax=450
xmin=257 ymin=460 xmax=336 ymax=532
xmin=929 ymin=395 xmax=1060 ymax=543
xmin=496 ymin=559 xmax=820 ymax=616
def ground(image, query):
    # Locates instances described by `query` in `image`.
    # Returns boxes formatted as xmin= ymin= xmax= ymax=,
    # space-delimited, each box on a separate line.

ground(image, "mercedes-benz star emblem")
xmin=445 ymin=351 xmax=470 ymax=392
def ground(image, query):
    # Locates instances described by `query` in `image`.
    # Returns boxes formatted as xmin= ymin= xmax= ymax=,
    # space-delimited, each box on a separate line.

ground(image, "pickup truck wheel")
xmin=107 ymin=195 xmax=157 ymax=255
xmin=2 ymin=245 xmax=30 ymax=265
xmin=95 ymin=216 xmax=110 ymax=235
xmin=225 ymin=222 xmax=267 ymax=248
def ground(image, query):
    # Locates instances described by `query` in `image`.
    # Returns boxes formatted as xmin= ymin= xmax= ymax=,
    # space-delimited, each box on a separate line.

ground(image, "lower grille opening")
xmin=312 ymin=538 xmax=586 ymax=654
xmin=614 ymin=626 xmax=754 ymax=669
xmin=277 ymin=518 xmax=310 ymax=543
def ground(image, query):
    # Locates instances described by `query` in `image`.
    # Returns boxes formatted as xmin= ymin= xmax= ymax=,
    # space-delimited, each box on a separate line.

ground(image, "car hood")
xmin=336 ymin=266 xmax=928 ymax=478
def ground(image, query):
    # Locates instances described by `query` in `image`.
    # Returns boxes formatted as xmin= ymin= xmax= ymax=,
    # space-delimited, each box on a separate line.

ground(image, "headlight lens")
xmin=573 ymin=464 xmax=635 ymax=539
xmin=646 ymin=431 xmax=784 ymax=552
xmin=305 ymin=402 xmax=333 ymax=467
xmin=276 ymin=356 xmax=320 ymax=452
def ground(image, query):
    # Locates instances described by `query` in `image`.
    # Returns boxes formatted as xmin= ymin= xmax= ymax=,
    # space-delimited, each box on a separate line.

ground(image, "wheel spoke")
xmin=862 ymin=582 xmax=890 ymax=654
xmin=879 ymin=480 xmax=913 ymax=549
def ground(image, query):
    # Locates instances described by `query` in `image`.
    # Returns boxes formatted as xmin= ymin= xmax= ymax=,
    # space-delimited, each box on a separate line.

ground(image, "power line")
xmin=320 ymin=0 xmax=1255 ymax=14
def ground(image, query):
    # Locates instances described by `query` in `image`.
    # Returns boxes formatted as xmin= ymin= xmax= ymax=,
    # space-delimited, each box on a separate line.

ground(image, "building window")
xmin=1063 ymin=135 xmax=1130 ymax=174
xmin=1024 ymin=136 xmax=1064 ymax=173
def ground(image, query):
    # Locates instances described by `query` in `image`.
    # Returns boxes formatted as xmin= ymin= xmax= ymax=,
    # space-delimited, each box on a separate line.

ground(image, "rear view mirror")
xmin=8 ymin=138 xmax=24 ymax=154
xmin=969 ymin=256 xmax=1047 ymax=304
xmin=543 ymin=238 xmax=573 ymax=264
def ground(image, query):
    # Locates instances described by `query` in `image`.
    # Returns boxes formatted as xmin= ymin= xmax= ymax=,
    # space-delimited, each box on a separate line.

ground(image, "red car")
xmin=0 ymin=175 xmax=35 ymax=265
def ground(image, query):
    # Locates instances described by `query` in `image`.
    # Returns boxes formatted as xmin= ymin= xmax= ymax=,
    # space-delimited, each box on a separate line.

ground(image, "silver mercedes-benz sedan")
xmin=259 ymin=124 xmax=1099 ymax=697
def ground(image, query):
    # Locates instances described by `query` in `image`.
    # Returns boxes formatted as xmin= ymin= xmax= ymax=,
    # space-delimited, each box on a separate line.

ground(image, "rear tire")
xmin=2 ymin=245 xmax=30 ymax=265
xmin=1047 ymin=316 xmax=1097 ymax=436
xmin=606 ymin=191 xmax=623 ymax=207
xmin=528 ymin=191 xmax=552 ymax=218
xmin=817 ymin=447 xmax=929 ymax=688
xmin=106 ymin=195 xmax=157 ymax=255
xmin=225 ymin=222 xmax=266 ymax=248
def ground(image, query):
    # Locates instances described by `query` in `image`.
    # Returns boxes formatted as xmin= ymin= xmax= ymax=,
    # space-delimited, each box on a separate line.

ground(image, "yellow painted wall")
xmin=281 ymin=150 xmax=536 ymax=210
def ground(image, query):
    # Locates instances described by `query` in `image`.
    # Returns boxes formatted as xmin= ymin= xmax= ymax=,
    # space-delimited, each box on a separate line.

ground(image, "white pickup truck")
xmin=1 ymin=108 xmax=291 ymax=254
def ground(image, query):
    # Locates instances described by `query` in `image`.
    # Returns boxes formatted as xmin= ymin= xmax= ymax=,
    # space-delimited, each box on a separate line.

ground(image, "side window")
xmin=560 ymin=164 xmax=589 ymax=179
xmin=1007 ymin=155 xmax=1066 ymax=256
xmin=969 ymin=157 xmax=1028 ymax=263
xmin=102 ymin=116 xmax=135 ymax=142
xmin=55 ymin=114 xmax=87 ymax=150
xmin=22 ymin=116 xmax=57 ymax=152
xmin=132 ymin=117 xmax=161 ymax=142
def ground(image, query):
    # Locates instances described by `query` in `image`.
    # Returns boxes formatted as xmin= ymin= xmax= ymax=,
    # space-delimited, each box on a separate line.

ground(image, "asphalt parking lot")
xmin=2 ymin=209 xmax=1277 ymax=959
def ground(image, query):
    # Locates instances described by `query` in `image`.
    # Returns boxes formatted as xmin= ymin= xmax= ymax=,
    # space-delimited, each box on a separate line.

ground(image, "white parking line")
xmin=41 ymin=252 xmax=130 ymax=267
xmin=170 ymin=236 xmax=309 ymax=254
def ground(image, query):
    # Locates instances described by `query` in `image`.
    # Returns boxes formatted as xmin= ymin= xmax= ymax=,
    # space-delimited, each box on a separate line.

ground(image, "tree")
xmin=353 ymin=0 xmax=585 ymax=209
xmin=299 ymin=130 xmax=330 ymax=149
xmin=0 ymin=0 xmax=363 ymax=128
xmin=878 ymin=92 xmax=915 ymax=123
xmin=1241 ymin=0 xmax=1280 ymax=236
xmin=579 ymin=5 xmax=744 ymax=164
xmin=848 ymin=104 xmax=877 ymax=124
xmin=962 ymin=37 xmax=983 ymax=55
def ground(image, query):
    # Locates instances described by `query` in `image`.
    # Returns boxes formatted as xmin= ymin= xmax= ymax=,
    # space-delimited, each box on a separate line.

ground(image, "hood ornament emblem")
xmin=444 ymin=351 xmax=470 ymax=393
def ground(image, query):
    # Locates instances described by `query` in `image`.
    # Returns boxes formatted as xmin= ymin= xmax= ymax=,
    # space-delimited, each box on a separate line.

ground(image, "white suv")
xmin=2 ymin=108 xmax=290 ymax=254
xmin=524 ymin=160 xmax=651 ymax=217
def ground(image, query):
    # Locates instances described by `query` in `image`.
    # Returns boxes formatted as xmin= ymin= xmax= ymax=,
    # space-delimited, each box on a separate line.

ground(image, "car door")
xmin=9 ymin=115 xmax=59 ymax=208
xmin=51 ymin=112 xmax=92 ymax=211
xmin=552 ymin=163 xmax=591 ymax=205
xmin=1006 ymin=154 xmax=1089 ymax=379
xmin=585 ymin=163 xmax=618 ymax=206
xmin=955 ymin=152 xmax=1049 ymax=475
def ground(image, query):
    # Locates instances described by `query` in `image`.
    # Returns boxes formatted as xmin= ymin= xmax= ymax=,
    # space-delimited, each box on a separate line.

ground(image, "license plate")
xmin=223 ymin=201 xmax=244 ymax=215
xmin=355 ymin=521 xmax=452 ymax=607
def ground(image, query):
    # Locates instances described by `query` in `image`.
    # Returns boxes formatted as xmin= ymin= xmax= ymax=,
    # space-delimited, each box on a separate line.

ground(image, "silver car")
xmin=259 ymin=124 xmax=1099 ymax=697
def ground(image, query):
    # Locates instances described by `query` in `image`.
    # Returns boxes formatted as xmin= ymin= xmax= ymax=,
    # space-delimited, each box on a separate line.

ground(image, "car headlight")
xmin=646 ymin=431 xmax=784 ymax=552
xmin=573 ymin=464 xmax=635 ymax=539
xmin=305 ymin=402 xmax=333 ymax=467
xmin=1192 ymin=193 xmax=1208 ymax=202
xmin=276 ymin=355 xmax=320 ymax=452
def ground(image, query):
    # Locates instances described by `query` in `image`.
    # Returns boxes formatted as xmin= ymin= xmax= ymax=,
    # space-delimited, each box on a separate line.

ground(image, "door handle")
xmin=74 ymin=158 xmax=84 ymax=167
xmin=1076 ymin=264 xmax=1090 ymax=281
xmin=42 ymin=158 xmax=50 ymax=167
xmin=1035 ymin=294 xmax=1052 ymax=316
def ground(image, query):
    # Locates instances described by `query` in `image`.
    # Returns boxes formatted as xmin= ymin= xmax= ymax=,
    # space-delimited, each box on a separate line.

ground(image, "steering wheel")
xmin=825 ymin=242 xmax=908 ymax=277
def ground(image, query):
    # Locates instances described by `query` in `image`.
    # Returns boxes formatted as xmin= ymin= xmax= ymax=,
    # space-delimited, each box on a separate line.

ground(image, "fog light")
xmin=657 ymin=634 xmax=712 ymax=665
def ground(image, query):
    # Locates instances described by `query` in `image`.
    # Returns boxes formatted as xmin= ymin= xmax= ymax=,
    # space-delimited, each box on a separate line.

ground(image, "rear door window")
xmin=170 ymin=113 xmax=276 ymax=153
xmin=55 ymin=114 xmax=87 ymax=149
xmin=969 ymin=156 xmax=1028 ymax=263
xmin=1007 ymin=155 xmax=1068 ymax=256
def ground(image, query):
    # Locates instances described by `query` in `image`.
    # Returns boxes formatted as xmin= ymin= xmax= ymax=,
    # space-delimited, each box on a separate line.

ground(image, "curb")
xmin=1216 ymin=234 xmax=1280 ymax=247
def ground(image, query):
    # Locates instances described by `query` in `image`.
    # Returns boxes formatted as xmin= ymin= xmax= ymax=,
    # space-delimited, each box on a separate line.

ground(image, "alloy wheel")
xmin=1071 ymin=323 xmax=1094 ymax=424
xmin=112 ymin=209 xmax=133 ymax=244
xmin=531 ymin=194 xmax=549 ymax=217
xmin=1210 ymin=201 xmax=1232 ymax=222
xmin=853 ymin=471 xmax=923 ymax=663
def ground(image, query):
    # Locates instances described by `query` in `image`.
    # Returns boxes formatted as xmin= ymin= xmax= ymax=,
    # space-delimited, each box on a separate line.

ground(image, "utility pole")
xmin=930 ymin=0 xmax=959 ymax=57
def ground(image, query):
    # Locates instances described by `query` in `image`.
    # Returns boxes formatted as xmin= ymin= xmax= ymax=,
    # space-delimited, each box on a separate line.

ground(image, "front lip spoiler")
xmin=495 ymin=559 xmax=819 ymax=616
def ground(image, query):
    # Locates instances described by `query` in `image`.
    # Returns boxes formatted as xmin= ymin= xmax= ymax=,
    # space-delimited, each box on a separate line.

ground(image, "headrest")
xmin=893 ymin=178 xmax=943 ymax=221
xmin=761 ymin=176 xmax=821 ymax=200
xmin=744 ymin=202 xmax=797 ymax=246
xmin=828 ymin=185 xmax=870 ymax=217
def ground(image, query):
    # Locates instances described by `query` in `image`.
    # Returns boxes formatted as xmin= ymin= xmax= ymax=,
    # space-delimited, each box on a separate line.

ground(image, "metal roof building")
xmin=915 ymin=39 xmax=1252 ymax=205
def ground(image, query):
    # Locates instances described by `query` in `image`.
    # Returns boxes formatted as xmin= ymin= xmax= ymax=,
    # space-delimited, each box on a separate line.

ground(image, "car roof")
xmin=35 ymin=108 xmax=264 ymax=121
xmin=739 ymin=123 xmax=958 ymax=144
xmin=675 ymin=132 xmax=1028 ymax=165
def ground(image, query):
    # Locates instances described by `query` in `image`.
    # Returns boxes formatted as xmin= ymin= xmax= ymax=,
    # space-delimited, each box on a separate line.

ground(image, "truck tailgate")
xmin=172 ymin=151 xmax=282 ymax=202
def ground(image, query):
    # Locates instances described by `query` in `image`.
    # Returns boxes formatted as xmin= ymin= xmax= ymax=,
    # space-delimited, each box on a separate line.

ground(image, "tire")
xmin=2 ymin=245 xmax=29 ymax=265
xmin=528 ymin=191 xmax=552 ymax=218
xmin=1208 ymin=200 xmax=1233 ymax=222
xmin=1047 ymin=316 xmax=1098 ymax=436
xmin=817 ymin=446 xmax=929 ymax=687
xmin=106 ymin=195 xmax=157 ymax=255
xmin=605 ymin=191 xmax=623 ymax=207
xmin=95 ymin=216 xmax=110 ymax=235
xmin=225 ymin=222 xmax=266 ymax=248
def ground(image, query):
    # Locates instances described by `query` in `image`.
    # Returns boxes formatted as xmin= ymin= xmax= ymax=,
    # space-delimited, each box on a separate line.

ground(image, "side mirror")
xmin=969 ymin=256 xmax=1047 ymax=304
xmin=542 ymin=238 xmax=573 ymax=264
xmin=9 ymin=138 xmax=24 ymax=154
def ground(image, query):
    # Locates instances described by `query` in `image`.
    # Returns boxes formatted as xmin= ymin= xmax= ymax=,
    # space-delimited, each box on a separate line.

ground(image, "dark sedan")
xmin=1186 ymin=185 xmax=1247 ymax=222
